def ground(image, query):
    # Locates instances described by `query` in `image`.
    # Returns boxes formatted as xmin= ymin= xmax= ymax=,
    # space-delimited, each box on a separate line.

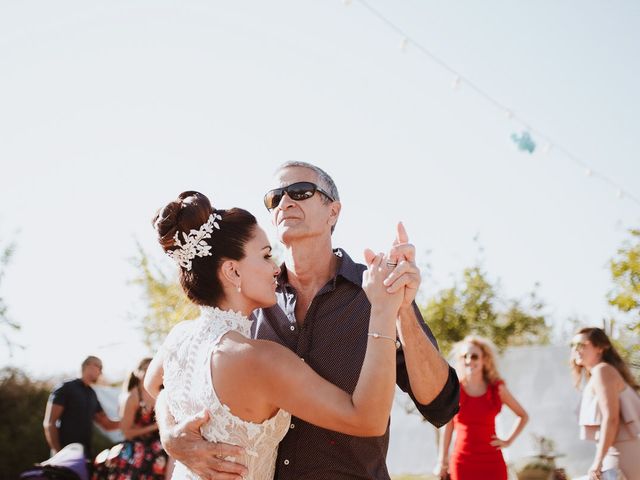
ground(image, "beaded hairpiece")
xmin=167 ymin=213 xmax=222 ymax=271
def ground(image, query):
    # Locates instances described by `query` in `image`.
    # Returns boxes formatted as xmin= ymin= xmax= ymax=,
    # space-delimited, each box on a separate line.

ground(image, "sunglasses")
xmin=460 ymin=353 xmax=480 ymax=362
xmin=264 ymin=181 xmax=335 ymax=211
xmin=570 ymin=341 xmax=589 ymax=350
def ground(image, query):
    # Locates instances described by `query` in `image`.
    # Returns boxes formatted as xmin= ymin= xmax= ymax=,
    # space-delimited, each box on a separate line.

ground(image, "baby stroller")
xmin=19 ymin=443 xmax=89 ymax=480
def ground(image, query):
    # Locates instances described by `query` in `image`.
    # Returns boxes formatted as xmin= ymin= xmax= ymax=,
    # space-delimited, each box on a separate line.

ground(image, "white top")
xmin=579 ymin=378 xmax=640 ymax=442
xmin=161 ymin=307 xmax=291 ymax=480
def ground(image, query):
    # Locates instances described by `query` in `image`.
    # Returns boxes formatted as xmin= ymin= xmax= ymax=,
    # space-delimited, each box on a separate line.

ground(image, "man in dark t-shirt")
xmin=43 ymin=356 xmax=120 ymax=458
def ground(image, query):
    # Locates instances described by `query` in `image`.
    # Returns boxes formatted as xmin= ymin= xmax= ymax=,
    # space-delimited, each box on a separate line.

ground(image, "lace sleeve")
xmin=157 ymin=321 xmax=192 ymax=358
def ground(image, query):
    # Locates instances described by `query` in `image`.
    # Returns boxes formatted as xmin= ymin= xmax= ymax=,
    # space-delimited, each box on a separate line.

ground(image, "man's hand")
xmin=384 ymin=222 xmax=422 ymax=310
xmin=156 ymin=392 xmax=248 ymax=480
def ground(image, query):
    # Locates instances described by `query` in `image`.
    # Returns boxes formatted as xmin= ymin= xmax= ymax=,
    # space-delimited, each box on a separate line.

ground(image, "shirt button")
xmin=284 ymin=459 xmax=290 ymax=466
xmin=289 ymin=325 xmax=295 ymax=331
xmin=290 ymin=423 xmax=295 ymax=429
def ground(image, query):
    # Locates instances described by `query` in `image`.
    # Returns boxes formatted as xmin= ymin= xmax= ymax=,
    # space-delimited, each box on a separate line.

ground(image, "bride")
xmin=144 ymin=191 xmax=402 ymax=480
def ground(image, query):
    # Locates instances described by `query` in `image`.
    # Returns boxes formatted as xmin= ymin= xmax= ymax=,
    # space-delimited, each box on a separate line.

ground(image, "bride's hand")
xmin=363 ymin=250 xmax=403 ymax=315
xmin=383 ymin=222 xmax=421 ymax=312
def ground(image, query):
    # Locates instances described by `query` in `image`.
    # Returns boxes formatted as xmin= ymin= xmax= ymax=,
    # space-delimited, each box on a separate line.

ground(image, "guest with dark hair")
xmin=571 ymin=327 xmax=640 ymax=480
xmin=92 ymin=357 xmax=169 ymax=479
xmin=43 ymin=356 xmax=120 ymax=458
xmin=144 ymin=189 xmax=403 ymax=479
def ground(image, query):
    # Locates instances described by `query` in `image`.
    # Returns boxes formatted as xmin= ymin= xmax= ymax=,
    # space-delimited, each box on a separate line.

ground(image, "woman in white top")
xmin=144 ymin=191 xmax=402 ymax=479
xmin=571 ymin=327 xmax=640 ymax=480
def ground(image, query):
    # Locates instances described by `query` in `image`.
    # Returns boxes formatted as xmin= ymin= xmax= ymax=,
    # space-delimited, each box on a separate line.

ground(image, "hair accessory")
xmin=167 ymin=213 xmax=222 ymax=271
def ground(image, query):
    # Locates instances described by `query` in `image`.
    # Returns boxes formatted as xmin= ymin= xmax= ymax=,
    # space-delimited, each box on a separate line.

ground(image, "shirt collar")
xmin=276 ymin=247 xmax=364 ymax=292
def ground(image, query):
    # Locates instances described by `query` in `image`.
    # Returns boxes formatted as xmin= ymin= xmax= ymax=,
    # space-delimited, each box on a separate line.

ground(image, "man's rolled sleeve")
xmin=411 ymin=366 xmax=459 ymax=427
xmin=395 ymin=303 xmax=460 ymax=427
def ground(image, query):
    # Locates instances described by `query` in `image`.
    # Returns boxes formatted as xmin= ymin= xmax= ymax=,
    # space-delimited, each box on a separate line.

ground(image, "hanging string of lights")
xmin=344 ymin=0 xmax=640 ymax=207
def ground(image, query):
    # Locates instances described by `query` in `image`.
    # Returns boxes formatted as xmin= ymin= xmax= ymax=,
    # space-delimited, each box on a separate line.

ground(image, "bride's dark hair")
xmin=153 ymin=191 xmax=257 ymax=306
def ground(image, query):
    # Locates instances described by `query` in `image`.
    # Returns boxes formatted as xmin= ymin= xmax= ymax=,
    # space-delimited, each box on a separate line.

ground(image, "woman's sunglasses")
xmin=264 ymin=181 xmax=335 ymax=210
xmin=570 ymin=341 xmax=589 ymax=350
xmin=460 ymin=353 xmax=480 ymax=362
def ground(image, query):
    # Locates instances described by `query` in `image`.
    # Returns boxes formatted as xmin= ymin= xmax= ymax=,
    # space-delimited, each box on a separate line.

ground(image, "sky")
xmin=1 ymin=0 xmax=639 ymax=382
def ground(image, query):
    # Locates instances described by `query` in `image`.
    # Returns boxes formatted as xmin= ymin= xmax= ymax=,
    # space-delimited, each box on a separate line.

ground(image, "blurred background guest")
xmin=43 ymin=355 xmax=120 ymax=458
xmin=571 ymin=327 xmax=640 ymax=480
xmin=92 ymin=357 xmax=169 ymax=479
xmin=437 ymin=336 xmax=528 ymax=480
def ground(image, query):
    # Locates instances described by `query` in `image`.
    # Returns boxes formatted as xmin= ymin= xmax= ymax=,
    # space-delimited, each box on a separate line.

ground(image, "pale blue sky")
xmin=1 ymin=1 xmax=639 ymax=380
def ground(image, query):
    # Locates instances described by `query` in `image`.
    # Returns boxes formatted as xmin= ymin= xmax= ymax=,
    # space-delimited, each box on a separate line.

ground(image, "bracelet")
xmin=368 ymin=332 xmax=401 ymax=349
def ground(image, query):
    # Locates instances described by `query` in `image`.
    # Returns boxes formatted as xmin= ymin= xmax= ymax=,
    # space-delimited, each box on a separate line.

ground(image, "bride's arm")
xmin=144 ymin=352 xmax=164 ymax=398
xmin=249 ymin=252 xmax=401 ymax=436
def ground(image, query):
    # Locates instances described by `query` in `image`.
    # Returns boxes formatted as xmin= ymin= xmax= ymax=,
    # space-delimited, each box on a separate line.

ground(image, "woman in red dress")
xmin=437 ymin=336 xmax=529 ymax=480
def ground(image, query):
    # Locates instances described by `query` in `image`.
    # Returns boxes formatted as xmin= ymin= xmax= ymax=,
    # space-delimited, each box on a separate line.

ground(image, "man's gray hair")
xmin=276 ymin=161 xmax=340 ymax=202
xmin=81 ymin=355 xmax=102 ymax=370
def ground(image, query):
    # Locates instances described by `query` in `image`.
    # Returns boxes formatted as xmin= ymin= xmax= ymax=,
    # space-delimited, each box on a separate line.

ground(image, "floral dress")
xmin=92 ymin=388 xmax=168 ymax=480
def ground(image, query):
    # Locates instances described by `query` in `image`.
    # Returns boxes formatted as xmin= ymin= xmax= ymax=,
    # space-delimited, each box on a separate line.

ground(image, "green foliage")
xmin=608 ymin=229 xmax=640 ymax=332
xmin=0 ymin=368 xmax=115 ymax=478
xmin=0 ymin=368 xmax=51 ymax=478
xmin=0 ymin=238 xmax=20 ymax=354
xmin=130 ymin=243 xmax=198 ymax=350
xmin=422 ymin=266 xmax=550 ymax=355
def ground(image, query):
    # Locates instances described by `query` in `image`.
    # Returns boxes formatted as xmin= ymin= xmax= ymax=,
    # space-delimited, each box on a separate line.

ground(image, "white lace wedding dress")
xmin=161 ymin=307 xmax=291 ymax=480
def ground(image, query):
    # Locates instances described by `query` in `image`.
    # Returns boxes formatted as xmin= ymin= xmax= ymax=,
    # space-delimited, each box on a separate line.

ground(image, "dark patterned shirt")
xmin=253 ymin=248 xmax=460 ymax=480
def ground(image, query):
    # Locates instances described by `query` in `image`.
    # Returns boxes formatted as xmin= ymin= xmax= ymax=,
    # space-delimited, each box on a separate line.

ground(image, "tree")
xmin=422 ymin=265 xmax=550 ymax=355
xmin=130 ymin=244 xmax=198 ymax=351
xmin=0 ymin=238 xmax=20 ymax=354
xmin=400 ymin=264 xmax=550 ymax=424
xmin=608 ymin=228 xmax=640 ymax=332
xmin=0 ymin=368 xmax=51 ymax=477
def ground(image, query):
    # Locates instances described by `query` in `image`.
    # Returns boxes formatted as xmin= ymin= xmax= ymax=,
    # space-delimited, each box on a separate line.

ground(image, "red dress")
xmin=450 ymin=380 xmax=507 ymax=480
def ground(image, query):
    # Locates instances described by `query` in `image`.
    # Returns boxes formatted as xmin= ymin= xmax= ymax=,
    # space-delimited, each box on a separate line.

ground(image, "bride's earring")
xmin=237 ymin=283 xmax=242 ymax=294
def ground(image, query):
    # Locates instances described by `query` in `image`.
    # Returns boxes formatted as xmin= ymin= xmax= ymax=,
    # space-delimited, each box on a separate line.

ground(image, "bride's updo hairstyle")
xmin=153 ymin=191 xmax=257 ymax=306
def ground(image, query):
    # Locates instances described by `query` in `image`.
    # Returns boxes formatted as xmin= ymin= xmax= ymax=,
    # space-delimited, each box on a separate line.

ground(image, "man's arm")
xmin=43 ymin=400 xmax=63 ymax=453
xmin=395 ymin=304 xmax=459 ymax=427
xmin=386 ymin=222 xmax=460 ymax=426
xmin=94 ymin=410 xmax=120 ymax=431
xmin=155 ymin=389 xmax=248 ymax=480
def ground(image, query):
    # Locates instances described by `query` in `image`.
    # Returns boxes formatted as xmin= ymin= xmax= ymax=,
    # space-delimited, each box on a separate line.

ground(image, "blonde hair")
xmin=452 ymin=335 xmax=503 ymax=385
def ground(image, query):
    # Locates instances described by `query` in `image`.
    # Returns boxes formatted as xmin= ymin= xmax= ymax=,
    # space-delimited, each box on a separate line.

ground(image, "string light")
xmin=347 ymin=0 xmax=640 ymax=207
